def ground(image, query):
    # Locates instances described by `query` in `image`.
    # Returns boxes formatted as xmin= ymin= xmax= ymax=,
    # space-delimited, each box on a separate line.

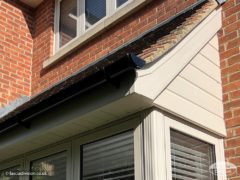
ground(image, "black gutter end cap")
xmin=129 ymin=53 xmax=146 ymax=69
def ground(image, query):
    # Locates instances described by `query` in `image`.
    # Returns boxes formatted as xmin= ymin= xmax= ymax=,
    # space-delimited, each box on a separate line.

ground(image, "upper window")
xmin=59 ymin=0 xmax=77 ymax=47
xmin=117 ymin=0 xmax=129 ymax=7
xmin=56 ymin=0 xmax=129 ymax=49
xmin=85 ymin=0 xmax=107 ymax=29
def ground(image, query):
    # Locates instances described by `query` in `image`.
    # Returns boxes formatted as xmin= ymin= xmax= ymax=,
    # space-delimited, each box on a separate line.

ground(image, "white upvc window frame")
xmin=164 ymin=116 xmax=227 ymax=180
xmin=73 ymin=116 xmax=144 ymax=180
xmin=54 ymin=0 xmax=132 ymax=52
xmin=0 ymin=159 xmax=24 ymax=180
xmin=25 ymin=143 xmax=72 ymax=180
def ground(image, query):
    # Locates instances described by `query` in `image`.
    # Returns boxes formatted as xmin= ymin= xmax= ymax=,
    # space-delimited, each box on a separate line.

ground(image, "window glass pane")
xmin=117 ymin=0 xmax=128 ymax=7
xmin=0 ymin=166 xmax=20 ymax=180
xmin=30 ymin=151 xmax=67 ymax=180
xmin=85 ymin=0 xmax=106 ymax=29
xmin=59 ymin=0 xmax=77 ymax=47
xmin=171 ymin=129 xmax=217 ymax=180
xmin=81 ymin=131 xmax=134 ymax=180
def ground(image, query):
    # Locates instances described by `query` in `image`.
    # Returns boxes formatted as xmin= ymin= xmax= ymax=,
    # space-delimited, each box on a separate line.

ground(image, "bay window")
xmin=0 ymin=111 xmax=227 ymax=180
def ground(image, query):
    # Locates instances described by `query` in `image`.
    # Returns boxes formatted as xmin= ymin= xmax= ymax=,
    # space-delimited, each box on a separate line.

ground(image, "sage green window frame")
xmin=0 ymin=159 xmax=24 ymax=180
xmin=0 ymin=115 xmax=143 ymax=180
xmin=164 ymin=116 xmax=227 ymax=180
xmin=25 ymin=143 xmax=72 ymax=180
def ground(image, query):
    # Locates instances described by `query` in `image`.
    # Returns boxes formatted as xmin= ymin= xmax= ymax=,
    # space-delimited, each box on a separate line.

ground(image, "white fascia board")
xmin=133 ymin=8 xmax=222 ymax=101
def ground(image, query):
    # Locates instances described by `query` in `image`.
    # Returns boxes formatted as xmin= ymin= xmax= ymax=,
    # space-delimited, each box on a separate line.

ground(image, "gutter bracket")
xmin=103 ymin=67 xmax=120 ymax=89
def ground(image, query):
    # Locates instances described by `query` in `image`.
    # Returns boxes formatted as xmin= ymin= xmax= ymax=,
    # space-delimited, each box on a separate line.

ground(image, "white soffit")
xmin=20 ymin=0 xmax=43 ymax=8
xmin=0 ymin=93 xmax=152 ymax=162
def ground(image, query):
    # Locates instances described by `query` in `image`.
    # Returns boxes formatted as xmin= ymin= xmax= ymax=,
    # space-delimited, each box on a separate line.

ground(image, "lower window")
xmin=81 ymin=131 xmax=134 ymax=180
xmin=0 ymin=165 xmax=20 ymax=180
xmin=30 ymin=151 xmax=67 ymax=180
xmin=171 ymin=129 xmax=217 ymax=180
xmin=165 ymin=115 xmax=226 ymax=180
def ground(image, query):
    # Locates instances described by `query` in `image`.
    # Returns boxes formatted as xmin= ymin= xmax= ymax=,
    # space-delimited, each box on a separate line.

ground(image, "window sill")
xmin=43 ymin=0 xmax=151 ymax=69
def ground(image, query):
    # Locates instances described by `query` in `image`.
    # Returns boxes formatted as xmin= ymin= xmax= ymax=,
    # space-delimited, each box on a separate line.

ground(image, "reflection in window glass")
xmin=0 ymin=166 xmax=20 ymax=180
xmin=30 ymin=152 xmax=67 ymax=180
xmin=171 ymin=130 xmax=217 ymax=180
xmin=60 ymin=0 xmax=77 ymax=47
xmin=117 ymin=0 xmax=128 ymax=7
xmin=81 ymin=131 xmax=134 ymax=180
xmin=85 ymin=0 xmax=106 ymax=29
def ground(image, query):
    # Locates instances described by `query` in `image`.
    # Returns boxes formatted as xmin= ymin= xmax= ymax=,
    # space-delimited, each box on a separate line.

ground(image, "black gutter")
xmin=0 ymin=53 xmax=145 ymax=135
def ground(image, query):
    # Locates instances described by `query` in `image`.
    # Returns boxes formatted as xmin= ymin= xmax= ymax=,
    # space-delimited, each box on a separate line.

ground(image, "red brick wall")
xmin=31 ymin=0 xmax=199 ymax=95
xmin=219 ymin=0 xmax=240 ymax=179
xmin=0 ymin=0 xmax=33 ymax=107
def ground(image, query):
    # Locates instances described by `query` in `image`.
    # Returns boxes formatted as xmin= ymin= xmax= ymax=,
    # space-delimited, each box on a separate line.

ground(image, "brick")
xmin=229 ymin=72 xmax=240 ymax=82
xmin=225 ymin=110 xmax=233 ymax=119
xmin=231 ymin=91 xmax=240 ymax=100
xmin=222 ymin=0 xmax=235 ymax=11
xmin=223 ymin=81 xmax=240 ymax=93
xmin=228 ymin=54 xmax=240 ymax=66
xmin=225 ymin=148 xmax=236 ymax=158
xmin=226 ymin=137 xmax=240 ymax=148
xmin=223 ymin=21 xmax=240 ymax=34
xmin=234 ymin=126 xmax=240 ymax=137
xmin=220 ymin=1 xmax=240 ymax=179
xmin=225 ymin=99 xmax=240 ymax=110
xmin=227 ymin=37 xmax=240 ymax=49
xmin=219 ymin=31 xmax=238 ymax=44
xmin=226 ymin=117 xmax=240 ymax=128
xmin=220 ymin=47 xmax=239 ymax=60
xmin=224 ymin=4 xmax=240 ymax=18
xmin=234 ymin=109 xmax=240 ymax=117
xmin=223 ymin=14 xmax=237 ymax=27
xmin=227 ymin=129 xmax=235 ymax=139
xmin=222 ymin=63 xmax=240 ymax=76
xmin=0 ymin=1 xmax=32 ymax=107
